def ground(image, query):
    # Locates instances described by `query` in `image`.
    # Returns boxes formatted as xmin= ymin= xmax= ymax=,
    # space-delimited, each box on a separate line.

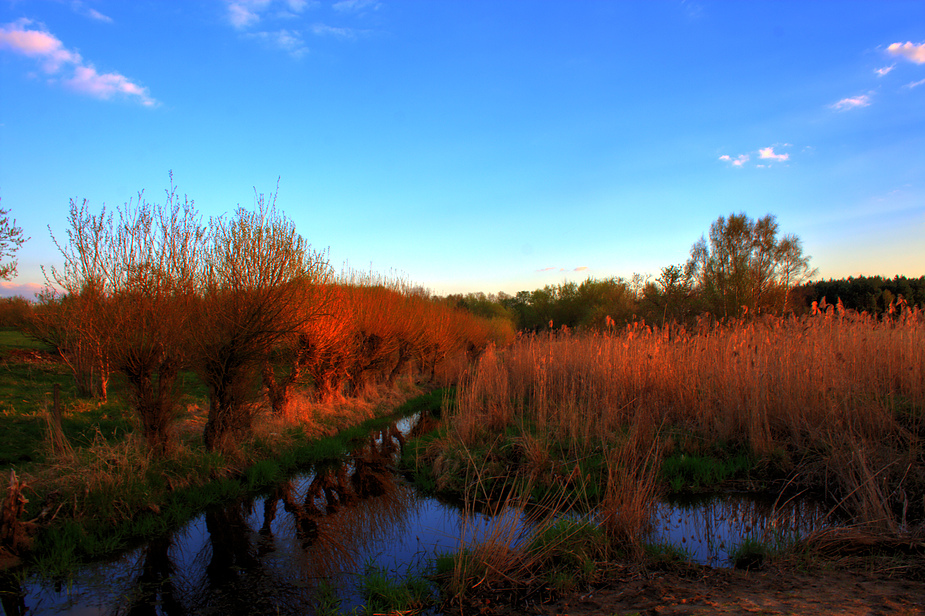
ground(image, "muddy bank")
xmin=524 ymin=565 xmax=925 ymax=616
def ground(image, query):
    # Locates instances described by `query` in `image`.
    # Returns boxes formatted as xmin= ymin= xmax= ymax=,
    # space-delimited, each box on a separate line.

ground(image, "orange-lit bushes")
xmin=296 ymin=277 xmax=511 ymax=404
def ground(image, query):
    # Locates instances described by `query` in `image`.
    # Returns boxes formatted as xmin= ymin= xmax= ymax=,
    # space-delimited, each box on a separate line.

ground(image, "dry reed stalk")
xmin=599 ymin=419 xmax=662 ymax=559
xmin=42 ymin=402 xmax=75 ymax=463
xmin=447 ymin=313 xmax=924 ymax=530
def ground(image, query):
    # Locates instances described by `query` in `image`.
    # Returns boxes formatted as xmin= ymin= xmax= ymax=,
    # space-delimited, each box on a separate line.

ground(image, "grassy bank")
xmin=0 ymin=327 xmax=448 ymax=576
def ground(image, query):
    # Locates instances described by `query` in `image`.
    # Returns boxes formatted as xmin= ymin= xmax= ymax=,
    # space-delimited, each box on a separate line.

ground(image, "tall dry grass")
xmin=446 ymin=308 xmax=925 ymax=533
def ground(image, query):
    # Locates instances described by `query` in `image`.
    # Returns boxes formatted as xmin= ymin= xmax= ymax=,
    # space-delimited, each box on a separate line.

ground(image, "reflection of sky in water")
xmin=11 ymin=417 xmax=832 ymax=614
xmin=652 ymin=495 xmax=832 ymax=567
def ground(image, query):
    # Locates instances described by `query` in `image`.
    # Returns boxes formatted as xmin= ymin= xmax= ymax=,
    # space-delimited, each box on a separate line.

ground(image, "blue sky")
xmin=1 ymin=0 xmax=923 ymax=299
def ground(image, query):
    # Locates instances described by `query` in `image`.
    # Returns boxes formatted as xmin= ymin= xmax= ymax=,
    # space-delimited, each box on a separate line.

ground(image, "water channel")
xmin=1 ymin=413 xmax=834 ymax=615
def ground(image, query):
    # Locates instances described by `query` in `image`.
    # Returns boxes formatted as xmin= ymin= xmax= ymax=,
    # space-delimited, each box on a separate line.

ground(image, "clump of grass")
xmin=729 ymin=536 xmax=770 ymax=570
xmin=599 ymin=419 xmax=663 ymax=559
xmin=661 ymin=450 xmax=755 ymax=492
xmin=359 ymin=563 xmax=435 ymax=615
xmin=526 ymin=517 xmax=603 ymax=591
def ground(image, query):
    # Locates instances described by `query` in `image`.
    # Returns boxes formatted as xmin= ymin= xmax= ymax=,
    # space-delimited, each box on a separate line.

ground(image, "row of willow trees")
xmin=25 ymin=181 xmax=512 ymax=455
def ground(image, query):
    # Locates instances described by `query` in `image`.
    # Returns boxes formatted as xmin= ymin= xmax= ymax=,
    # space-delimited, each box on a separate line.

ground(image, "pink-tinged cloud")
xmin=0 ymin=281 xmax=43 ymax=299
xmin=830 ymin=94 xmax=871 ymax=111
xmin=876 ymin=64 xmax=895 ymax=76
xmin=573 ymin=266 xmax=589 ymax=272
xmin=0 ymin=19 xmax=81 ymax=72
xmin=0 ymin=19 xmax=157 ymax=106
xmin=537 ymin=267 xmax=556 ymax=272
xmin=66 ymin=65 xmax=157 ymax=106
xmin=905 ymin=78 xmax=925 ymax=89
xmin=887 ymin=41 xmax=925 ymax=64
xmin=719 ymin=154 xmax=749 ymax=167
xmin=759 ymin=147 xmax=789 ymax=162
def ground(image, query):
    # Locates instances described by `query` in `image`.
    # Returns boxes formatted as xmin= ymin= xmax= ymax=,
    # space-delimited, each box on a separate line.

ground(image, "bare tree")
xmin=191 ymin=189 xmax=331 ymax=450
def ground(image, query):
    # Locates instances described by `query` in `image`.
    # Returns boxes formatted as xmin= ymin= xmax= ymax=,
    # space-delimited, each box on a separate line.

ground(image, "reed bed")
xmin=444 ymin=309 xmax=925 ymax=533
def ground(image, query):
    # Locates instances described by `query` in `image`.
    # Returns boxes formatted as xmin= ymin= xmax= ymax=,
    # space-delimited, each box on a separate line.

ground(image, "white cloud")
xmin=248 ymin=29 xmax=308 ymax=57
xmin=226 ymin=0 xmax=321 ymax=28
xmin=876 ymin=64 xmax=894 ymax=76
xmin=226 ymin=0 xmax=272 ymax=29
xmin=904 ymin=78 xmax=925 ymax=89
xmin=759 ymin=147 xmax=789 ymax=162
xmin=719 ymin=154 xmax=749 ymax=167
xmin=85 ymin=8 xmax=113 ymax=23
xmin=69 ymin=1 xmax=114 ymax=23
xmin=289 ymin=0 xmax=320 ymax=11
xmin=0 ymin=19 xmax=156 ymax=106
xmin=311 ymin=23 xmax=354 ymax=38
xmin=333 ymin=0 xmax=380 ymax=12
xmin=830 ymin=94 xmax=871 ymax=111
xmin=887 ymin=41 xmax=925 ymax=64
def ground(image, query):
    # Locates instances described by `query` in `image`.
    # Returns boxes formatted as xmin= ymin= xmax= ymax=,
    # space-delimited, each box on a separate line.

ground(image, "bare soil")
xmin=520 ymin=565 xmax=925 ymax=616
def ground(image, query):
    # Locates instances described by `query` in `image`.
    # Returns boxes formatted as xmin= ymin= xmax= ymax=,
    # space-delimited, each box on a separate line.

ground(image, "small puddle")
xmin=4 ymin=415 xmax=835 ymax=614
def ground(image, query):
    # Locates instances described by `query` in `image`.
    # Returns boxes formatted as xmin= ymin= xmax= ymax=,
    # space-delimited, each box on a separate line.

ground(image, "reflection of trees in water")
xmin=260 ymin=424 xmax=416 ymax=585
xmin=169 ymin=420 xmax=417 ymax=612
xmin=26 ymin=420 xmax=419 ymax=615
xmin=120 ymin=536 xmax=184 ymax=616
xmin=653 ymin=495 xmax=831 ymax=564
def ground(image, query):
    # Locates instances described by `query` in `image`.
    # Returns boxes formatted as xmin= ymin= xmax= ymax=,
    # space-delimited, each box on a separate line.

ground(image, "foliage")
xmin=802 ymin=275 xmax=925 ymax=315
xmin=0 ymin=204 xmax=28 ymax=281
xmin=687 ymin=212 xmax=814 ymax=318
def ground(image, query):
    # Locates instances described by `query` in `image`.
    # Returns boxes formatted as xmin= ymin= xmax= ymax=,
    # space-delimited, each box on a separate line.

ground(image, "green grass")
xmin=660 ymin=450 xmax=755 ymax=492
xmin=0 ymin=328 xmax=51 ymax=352
xmin=359 ymin=563 xmax=435 ymax=615
xmin=0 ymin=331 xmax=135 ymax=468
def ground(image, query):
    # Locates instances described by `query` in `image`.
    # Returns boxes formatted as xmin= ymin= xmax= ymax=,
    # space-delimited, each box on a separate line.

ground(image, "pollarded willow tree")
xmin=687 ymin=212 xmax=815 ymax=319
xmin=191 ymin=190 xmax=332 ymax=450
xmin=41 ymin=179 xmax=204 ymax=453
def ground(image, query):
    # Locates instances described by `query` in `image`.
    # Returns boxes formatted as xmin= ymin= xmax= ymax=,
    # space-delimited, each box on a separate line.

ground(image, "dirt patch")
xmin=523 ymin=566 xmax=925 ymax=615
xmin=0 ymin=349 xmax=60 ymax=365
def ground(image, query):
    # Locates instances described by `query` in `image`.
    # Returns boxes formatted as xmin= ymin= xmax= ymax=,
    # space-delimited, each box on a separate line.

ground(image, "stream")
xmin=1 ymin=413 xmax=834 ymax=615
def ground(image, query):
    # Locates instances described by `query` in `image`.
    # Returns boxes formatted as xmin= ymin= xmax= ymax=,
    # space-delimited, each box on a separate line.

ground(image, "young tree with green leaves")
xmin=687 ymin=213 xmax=814 ymax=318
xmin=0 ymin=204 xmax=28 ymax=280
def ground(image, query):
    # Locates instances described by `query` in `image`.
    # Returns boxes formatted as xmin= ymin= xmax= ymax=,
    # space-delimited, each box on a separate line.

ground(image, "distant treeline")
xmin=441 ymin=214 xmax=921 ymax=331
xmin=798 ymin=275 xmax=925 ymax=315
xmin=442 ymin=274 xmax=924 ymax=333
